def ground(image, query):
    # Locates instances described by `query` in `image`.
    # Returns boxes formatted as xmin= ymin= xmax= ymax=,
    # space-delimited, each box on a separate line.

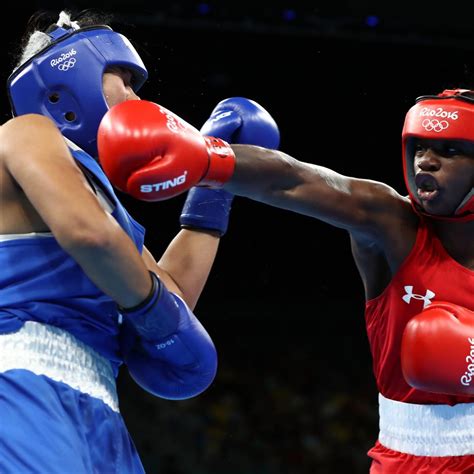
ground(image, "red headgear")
xmin=402 ymin=89 xmax=474 ymax=222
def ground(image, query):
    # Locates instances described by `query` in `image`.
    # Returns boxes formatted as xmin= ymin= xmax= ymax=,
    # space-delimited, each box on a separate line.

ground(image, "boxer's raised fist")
xmin=97 ymin=100 xmax=235 ymax=201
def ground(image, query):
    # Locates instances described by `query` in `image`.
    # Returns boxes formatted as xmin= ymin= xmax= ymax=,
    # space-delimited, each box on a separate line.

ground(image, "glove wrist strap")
xmin=180 ymin=187 xmax=234 ymax=236
xmin=119 ymin=272 xmax=180 ymax=340
xmin=201 ymin=136 xmax=235 ymax=186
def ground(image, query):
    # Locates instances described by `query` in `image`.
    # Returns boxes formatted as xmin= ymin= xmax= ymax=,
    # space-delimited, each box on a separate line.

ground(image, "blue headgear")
xmin=7 ymin=25 xmax=148 ymax=157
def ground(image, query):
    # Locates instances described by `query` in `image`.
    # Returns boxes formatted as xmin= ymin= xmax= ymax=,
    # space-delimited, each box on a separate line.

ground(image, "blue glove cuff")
xmin=180 ymin=187 xmax=234 ymax=236
xmin=119 ymin=271 xmax=180 ymax=341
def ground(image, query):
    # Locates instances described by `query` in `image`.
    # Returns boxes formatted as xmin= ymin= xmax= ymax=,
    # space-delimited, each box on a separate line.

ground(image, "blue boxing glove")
xmin=119 ymin=271 xmax=217 ymax=400
xmin=200 ymin=97 xmax=280 ymax=149
xmin=179 ymin=97 xmax=280 ymax=235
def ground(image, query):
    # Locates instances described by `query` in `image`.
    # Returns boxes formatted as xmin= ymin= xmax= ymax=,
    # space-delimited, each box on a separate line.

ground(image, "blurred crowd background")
xmin=2 ymin=1 xmax=474 ymax=472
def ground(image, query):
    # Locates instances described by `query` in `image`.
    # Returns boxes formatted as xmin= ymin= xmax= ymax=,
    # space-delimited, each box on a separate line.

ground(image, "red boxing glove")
xmin=401 ymin=302 xmax=474 ymax=396
xmin=97 ymin=100 xmax=235 ymax=201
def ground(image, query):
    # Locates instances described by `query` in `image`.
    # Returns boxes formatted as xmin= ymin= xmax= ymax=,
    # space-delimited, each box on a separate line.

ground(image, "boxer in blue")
xmin=0 ymin=9 xmax=278 ymax=473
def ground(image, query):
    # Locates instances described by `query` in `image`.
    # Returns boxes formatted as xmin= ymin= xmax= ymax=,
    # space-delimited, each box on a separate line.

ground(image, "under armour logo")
xmin=402 ymin=286 xmax=435 ymax=308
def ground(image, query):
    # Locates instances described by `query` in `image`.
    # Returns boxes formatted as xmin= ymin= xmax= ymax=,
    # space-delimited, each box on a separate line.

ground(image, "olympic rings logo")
xmin=421 ymin=118 xmax=449 ymax=132
xmin=50 ymin=48 xmax=77 ymax=70
xmin=57 ymin=58 xmax=76 ymax=71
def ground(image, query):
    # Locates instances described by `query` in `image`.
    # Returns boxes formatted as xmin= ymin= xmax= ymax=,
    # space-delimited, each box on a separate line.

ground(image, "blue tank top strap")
xmin=68 ymin=142 xmax=145 ymax=250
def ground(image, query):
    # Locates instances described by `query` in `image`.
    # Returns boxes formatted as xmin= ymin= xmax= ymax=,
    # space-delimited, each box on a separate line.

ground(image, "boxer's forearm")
xmin=146 ymin=230 xmax=220 ymax=311
xmin=227 ymin=144 xmax=350 ymax=218
xmin=226 ymin=144 xmax=302 ymax=199
xmin=62 ymin=216 xmax=152 ymax=308
xmin=225 ymin=144 xmax=390 ymax=231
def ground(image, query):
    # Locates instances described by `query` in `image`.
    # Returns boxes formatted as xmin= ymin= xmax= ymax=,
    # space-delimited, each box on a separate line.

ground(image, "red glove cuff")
xmin=201 ymin=136 xmax=236 ymax=187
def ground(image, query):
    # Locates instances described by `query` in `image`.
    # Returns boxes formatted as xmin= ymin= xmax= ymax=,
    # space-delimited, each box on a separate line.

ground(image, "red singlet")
xmin=365 ymin=218 xmax=474 ymax=473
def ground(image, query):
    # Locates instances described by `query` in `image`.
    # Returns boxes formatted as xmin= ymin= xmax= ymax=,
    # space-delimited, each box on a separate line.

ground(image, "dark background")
xmin=2 ymin=2 xmax=474 ymax=473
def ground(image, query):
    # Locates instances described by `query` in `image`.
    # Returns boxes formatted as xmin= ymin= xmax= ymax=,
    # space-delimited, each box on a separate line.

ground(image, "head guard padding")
xmin=7 ymin=26 xmax=148 ymax=157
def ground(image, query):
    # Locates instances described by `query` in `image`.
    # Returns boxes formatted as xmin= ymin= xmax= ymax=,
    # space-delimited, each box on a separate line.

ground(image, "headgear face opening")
xmin=7 ymin=26 xmax=148 ymax=157
xmin=402 ymin=89 xmax=474 ymax=222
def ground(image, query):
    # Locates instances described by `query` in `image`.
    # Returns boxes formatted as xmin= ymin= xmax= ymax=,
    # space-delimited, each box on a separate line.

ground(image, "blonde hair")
xmin=15 ymin=11 xmax=81 ymax=70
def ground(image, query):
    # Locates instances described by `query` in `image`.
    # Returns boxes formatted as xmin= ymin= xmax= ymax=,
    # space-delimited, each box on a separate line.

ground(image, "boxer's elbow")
xmin=54 ymin=213 xmax=117 ymax=255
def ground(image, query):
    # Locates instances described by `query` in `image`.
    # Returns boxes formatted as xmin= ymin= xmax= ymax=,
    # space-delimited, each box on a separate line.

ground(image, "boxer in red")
xmin=98 ymin=89 xmax=473 ymax=473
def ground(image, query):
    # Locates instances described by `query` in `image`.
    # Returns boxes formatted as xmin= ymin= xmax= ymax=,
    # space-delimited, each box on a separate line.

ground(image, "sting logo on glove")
xmin=140 ymin=171 xmax=188 ymax=193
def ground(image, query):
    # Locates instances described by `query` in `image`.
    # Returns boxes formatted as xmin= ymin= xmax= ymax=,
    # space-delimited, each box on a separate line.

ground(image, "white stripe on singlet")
xmin=0 ymin=321 xmax=119 ymax=412
xmin=378 ymin=393 xmax=474 ymax=456
xmin=0 ymin=232 xmax=53 ymax=242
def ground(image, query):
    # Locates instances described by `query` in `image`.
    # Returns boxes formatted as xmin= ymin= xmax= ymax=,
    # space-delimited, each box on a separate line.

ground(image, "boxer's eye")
xmin=414 ymin=144 xmax=426 ymax=156
xmin=436 ymin=142 xmax=463 ymax=158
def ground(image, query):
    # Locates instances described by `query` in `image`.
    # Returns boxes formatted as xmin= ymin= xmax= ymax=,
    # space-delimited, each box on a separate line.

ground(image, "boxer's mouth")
xmin=415 ymin=173 xmax=440 ymax=201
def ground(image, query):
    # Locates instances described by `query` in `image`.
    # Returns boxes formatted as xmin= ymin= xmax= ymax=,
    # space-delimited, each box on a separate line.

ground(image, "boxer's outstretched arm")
xmin=96 ymin=99 xmax=409 ymax=240
xmin=227 ymin=144 xmax=408 ymax=235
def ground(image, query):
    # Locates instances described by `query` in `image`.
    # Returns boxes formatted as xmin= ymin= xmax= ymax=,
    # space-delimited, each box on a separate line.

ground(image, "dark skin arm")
xmin=226 ymin=145 xmax=419 ymax=299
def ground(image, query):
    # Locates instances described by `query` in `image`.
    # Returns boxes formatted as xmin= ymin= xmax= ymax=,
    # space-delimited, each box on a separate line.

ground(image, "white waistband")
xmin=378 ymin=393 xmax=474 ymax=456
xmin=0 ymin=321 xmax=119 ymax=412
